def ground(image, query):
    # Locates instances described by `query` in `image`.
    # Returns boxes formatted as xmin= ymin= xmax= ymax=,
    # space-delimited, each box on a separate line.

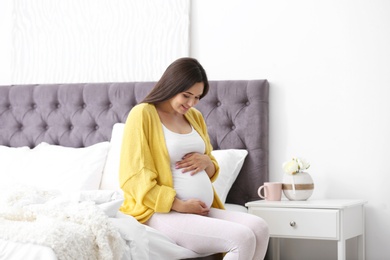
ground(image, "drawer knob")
xmin=290 ymin=221 xmax=296 ymax=227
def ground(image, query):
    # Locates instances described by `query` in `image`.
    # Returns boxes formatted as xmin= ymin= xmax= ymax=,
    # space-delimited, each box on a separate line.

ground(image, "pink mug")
xmin=258 ymin=182 xmax=282 ymax=201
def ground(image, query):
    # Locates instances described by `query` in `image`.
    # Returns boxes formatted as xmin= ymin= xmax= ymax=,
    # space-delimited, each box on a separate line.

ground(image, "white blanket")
xmin=0 ymin=187 xmax=126 ymax=260
xmin=0 ymin=186 xmax=212 ymax=260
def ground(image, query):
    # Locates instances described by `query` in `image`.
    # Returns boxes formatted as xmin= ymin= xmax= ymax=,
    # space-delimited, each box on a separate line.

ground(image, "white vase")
xmin=282 ymin=171 xmax=314 ymax=201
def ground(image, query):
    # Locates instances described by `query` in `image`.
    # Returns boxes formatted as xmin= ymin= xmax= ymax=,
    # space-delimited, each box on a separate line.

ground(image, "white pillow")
xmin=212 ymin=149 xmax=248 ymax=204
xmin=100 ymin=123 xmax=125 ymax=191
xmin=0 ymin=142 xmax=110 ymax=192
xmin=0 ymin=145 xmax=31 ymax=190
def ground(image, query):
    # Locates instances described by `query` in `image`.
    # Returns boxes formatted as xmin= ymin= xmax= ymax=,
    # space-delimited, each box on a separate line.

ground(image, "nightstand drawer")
xmin=250 ymin=208 xmax=339 ymax=239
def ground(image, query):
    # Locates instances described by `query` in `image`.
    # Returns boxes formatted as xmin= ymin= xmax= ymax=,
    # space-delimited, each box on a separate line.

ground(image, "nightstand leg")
xmin=358 ymin=234 xmax=365 ymax=260
xmin=337 ymin=240 xmax=346 ymax=260
xmin=271 ymin=238 xmax=280 ymax=260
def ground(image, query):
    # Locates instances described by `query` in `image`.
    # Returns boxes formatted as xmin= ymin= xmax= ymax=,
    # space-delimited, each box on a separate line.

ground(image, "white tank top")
xmin=162 ymin=124 xmax=214 ymax=208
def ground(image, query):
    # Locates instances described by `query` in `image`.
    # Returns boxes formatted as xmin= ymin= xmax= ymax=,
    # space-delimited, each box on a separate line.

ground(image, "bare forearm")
xmin=172 ymin=198 xmax=184 ymax=212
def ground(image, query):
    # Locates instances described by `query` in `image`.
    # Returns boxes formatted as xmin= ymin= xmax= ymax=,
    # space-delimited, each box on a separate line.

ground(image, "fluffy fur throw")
xmin=0 ymin=187 xmax=126 ymax=260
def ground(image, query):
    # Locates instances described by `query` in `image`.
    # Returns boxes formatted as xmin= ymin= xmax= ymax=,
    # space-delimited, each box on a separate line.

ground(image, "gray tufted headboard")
xmin=0 ymin=80 xmax=269 ymax=206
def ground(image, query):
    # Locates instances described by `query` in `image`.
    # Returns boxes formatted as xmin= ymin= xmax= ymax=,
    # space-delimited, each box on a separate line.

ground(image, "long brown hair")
xmin=141 ymin=57 xmax=209 ymax=104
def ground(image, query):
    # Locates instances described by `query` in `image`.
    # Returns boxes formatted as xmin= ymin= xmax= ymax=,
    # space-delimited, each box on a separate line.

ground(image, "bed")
xmin=0 ymin=80 xmax=269 ymax=259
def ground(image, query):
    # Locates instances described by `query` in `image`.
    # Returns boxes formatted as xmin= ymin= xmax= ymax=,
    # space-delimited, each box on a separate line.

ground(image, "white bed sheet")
xmin=224 ymin=203 xmax=248 ymax=213
xmin=0 ymin=239 xmax=58 ymax=260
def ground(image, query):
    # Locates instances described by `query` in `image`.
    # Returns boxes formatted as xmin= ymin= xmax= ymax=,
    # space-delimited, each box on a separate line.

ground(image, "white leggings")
xmin=145 ymin=208 xmax=269 ymax=260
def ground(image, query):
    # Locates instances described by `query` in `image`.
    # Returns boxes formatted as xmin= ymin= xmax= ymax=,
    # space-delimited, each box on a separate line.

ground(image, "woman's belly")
xmin=172 ymin=168 xmax=214 ymax=208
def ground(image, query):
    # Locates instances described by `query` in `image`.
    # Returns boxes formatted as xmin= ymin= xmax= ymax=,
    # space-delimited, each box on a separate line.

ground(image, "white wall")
xmin=192 ymin=0 xmax=390 ymax=259
xmin=0 ymin=0 xmax=12 ymax=85
xmin=0 ymin=0 xmax=189 ymax=84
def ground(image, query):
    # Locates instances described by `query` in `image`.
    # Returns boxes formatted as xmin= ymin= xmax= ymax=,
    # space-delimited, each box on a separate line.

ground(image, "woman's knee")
xmin=257 ymin=217 xmax=269 ymax=236
xmin=228 ymin=226 xmax=256 ymax=258
xmin=246 ymin=215 xmax=270 ymax=241
xmin=239 ymin=225 xmax=257 ymax=244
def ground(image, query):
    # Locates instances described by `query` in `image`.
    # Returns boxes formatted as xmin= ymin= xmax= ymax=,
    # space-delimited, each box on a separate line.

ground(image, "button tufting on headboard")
xmin=196 ymin=80 xmax=269 ymax=205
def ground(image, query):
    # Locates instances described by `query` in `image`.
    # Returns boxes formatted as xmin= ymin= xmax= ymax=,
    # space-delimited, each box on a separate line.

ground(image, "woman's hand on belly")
xmin=171 ymin=198 xmax=210 ymax=216
xmin=176 ymin=152 xmax=215 ymax=177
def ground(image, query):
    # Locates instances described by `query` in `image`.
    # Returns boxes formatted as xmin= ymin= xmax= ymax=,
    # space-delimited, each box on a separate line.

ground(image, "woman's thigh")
xmin=145 ymin=211 xmax=256 ymax=256
xmin=208 ymin=208 xmax=268 ymax=234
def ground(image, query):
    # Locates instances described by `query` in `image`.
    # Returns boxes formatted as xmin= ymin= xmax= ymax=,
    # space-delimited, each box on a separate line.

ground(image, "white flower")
xmin=297 ymin=157 xmax=310 ymax=171
xmin=283 ymin=157 xmax=310 ymax=175
xmin=283 ymin=160 xmax=299 ymax=175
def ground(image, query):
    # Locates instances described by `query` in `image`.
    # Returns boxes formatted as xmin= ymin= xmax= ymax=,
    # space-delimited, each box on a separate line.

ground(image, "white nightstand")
xmin=245 ymin=199 xmax=367 ymax=260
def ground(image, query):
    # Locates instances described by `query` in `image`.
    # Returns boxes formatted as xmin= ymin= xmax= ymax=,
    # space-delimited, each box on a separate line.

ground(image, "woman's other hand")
xmin=172 ymin=198 xmax=209 ymax=216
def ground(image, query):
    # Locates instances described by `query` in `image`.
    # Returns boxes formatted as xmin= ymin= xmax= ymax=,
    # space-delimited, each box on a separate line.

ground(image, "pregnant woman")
xmin=119 ymin=57 xmax=269 ymax=259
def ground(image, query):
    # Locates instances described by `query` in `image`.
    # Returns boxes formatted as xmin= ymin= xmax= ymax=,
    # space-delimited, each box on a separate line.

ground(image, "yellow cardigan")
xmin=119 ymin=103 xmax=224 ymax=223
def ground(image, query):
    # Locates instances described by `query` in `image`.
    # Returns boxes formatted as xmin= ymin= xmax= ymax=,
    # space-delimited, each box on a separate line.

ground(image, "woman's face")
xmin=169 ymin=82 xmax=204 ymax=114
